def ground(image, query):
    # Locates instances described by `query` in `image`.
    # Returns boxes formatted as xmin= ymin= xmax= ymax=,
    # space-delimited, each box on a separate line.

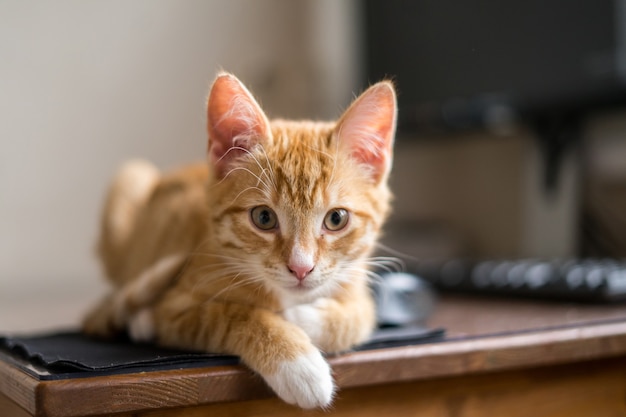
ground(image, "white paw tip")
xmin=264 ymin=350 xmax=334 ymax=409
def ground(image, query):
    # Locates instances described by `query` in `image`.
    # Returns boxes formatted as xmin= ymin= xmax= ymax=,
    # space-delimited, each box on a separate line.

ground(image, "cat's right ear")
xmin=207 ymin=72 xmax=271 ymax=178
xmin=335 ymin=81 xmax=397 ymax=184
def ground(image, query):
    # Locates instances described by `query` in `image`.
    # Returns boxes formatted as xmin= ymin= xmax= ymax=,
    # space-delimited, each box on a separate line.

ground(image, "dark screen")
xmin=365 ymin=0 xmax=624 ymax=132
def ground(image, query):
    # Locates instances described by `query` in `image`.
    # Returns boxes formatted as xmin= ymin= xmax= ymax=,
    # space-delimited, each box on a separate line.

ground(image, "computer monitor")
xmin=364 ymin=0 xmax=626 ymax=134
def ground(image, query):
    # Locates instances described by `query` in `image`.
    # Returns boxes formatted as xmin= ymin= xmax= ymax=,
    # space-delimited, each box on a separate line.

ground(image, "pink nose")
xmin=287 ymin=263 xmax=314 ymax=281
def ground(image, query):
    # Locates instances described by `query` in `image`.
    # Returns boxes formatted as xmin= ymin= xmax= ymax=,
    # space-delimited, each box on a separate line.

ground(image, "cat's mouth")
xmin=287 ymin=280 xmax=316 ymax=292
xmin=269 ymin=269 xmax=332 ymax=301
xmin=280 ymin=276 xmax=331 ymax=300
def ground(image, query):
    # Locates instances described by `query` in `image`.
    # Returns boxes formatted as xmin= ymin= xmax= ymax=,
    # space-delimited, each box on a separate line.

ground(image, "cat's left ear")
xmin=206 ymin=72 xmax=272 ymax=179
xmin=335 ymin=81 xmax=397 ymax=184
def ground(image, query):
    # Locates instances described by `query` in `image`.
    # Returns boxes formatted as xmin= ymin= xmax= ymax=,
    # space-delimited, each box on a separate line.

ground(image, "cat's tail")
xmin=98 ymin=159 xmax=160 ymax=283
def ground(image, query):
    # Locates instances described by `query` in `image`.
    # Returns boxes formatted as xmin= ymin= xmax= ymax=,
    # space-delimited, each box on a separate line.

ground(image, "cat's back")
xmin=99 ymin=162 xmax=210 ymax=286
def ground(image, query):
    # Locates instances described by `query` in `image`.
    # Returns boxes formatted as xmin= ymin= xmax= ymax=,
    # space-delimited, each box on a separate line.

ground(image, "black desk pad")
xmin=0 ymin=326 xmax=444 ymax=380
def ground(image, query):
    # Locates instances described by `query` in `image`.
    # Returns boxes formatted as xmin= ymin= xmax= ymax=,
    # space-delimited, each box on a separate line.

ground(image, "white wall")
xmin=0 ymin=1 xmax=360 ymax=319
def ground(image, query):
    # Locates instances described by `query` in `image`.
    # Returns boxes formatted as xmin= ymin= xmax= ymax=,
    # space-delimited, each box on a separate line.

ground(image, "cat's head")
xmin=204 ymin=72 xmax=396 ymax=304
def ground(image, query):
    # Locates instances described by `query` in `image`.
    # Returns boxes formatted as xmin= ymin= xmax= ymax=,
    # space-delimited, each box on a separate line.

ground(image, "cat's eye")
xmin=323 ymin=208 xmax=349 ymax=231
xmin=250 ymin=206 xmax=278 ymax=231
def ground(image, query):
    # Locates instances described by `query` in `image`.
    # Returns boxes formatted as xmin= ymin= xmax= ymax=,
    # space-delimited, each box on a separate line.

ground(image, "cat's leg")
xmin=152 ymin=291 xmax=334 ymax=409
xmin=83 ymin=253 xmax=186 ymax=339
xmin=283 ymin=280 xmax=376 ymax=354
xmin=82 ymin=292 xmax=122 ymax=338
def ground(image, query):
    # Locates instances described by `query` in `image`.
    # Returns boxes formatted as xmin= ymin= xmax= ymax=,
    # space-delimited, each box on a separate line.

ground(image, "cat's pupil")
xmin=330 ymin=211 xmax=342 ymax=225
xmin=259 ymin=210 xmax=271 ymax=224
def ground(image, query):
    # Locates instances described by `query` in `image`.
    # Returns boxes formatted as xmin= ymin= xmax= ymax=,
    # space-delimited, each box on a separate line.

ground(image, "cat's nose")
xmin=287 ymin=263 xmax=314 ymax=281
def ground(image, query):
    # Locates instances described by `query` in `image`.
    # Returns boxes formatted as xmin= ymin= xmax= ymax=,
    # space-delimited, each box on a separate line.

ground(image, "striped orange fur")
xmin=83 ymin=72 xmax=397 ymax=409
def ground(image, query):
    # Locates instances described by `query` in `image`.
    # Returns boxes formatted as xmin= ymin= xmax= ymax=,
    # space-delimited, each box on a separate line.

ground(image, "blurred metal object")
xmin=374 ymin=272 xmax=437 ymax=327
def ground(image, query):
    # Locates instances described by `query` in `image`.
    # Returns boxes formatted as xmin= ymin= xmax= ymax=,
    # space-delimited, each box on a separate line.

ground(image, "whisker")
xmin=343 ymin=266 xmax=386 ymax=283
xmin=217 ymin=146 xmax=278 ymax=195
xmin=222 ymin=165 xmax=272 ymax=192
xmin=227 ymin=185 xmax=271 ymax=206
xmin=375 ymin=242 xmax=421 ymax=264
xmin=256 ymin=145 xmax=278 ymax=192
xmin=202 ymin=273 xmax=266 ymax=304
xmin=357 ymin=256 xmax=405 ymax=273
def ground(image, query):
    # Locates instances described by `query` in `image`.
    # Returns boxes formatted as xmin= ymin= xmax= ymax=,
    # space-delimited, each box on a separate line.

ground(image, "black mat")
xmin=0 ymin=326 xmax=444 ymax=380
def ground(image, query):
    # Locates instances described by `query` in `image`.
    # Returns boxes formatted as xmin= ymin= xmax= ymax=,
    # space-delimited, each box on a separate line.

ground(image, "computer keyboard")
xmin=410 ymin=258 xmax=626 ymax=302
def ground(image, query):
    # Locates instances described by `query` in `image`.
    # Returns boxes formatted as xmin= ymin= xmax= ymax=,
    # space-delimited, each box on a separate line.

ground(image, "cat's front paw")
xmin=264 ymin=349 xmax=334 ymax=409
xmin=82 ymin=295 xmax=124 ymax=339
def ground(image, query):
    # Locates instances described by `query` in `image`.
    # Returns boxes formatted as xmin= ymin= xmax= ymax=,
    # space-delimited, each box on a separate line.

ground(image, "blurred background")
xmin=1 ymin=0 xmax=626 ymax=331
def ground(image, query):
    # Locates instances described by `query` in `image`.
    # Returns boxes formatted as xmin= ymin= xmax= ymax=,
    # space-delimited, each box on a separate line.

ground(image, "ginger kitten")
xmin=83 ymin=72 xmax=397 ymax=408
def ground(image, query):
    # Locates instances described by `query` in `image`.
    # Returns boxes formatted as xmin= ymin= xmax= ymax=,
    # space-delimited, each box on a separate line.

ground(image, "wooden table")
xmin=2 ymin=294 xmax=626 ymax=417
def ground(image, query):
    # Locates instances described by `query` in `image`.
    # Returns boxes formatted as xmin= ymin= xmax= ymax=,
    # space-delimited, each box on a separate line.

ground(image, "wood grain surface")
xmin=139 ymin=357 xmax=626 ymax=417
xmin=3 ymin=295 xmax=626 ymax=416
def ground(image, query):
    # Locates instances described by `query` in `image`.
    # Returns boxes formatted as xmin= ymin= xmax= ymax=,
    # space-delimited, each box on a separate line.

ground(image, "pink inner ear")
xmin=207 ymin=73 xmax=271 ymax=178
xmin=336 ymin=82 xmax=397 ymax=182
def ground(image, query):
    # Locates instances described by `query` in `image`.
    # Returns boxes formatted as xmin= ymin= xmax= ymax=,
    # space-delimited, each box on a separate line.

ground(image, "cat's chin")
xmin=274 ymin=281 xmax=330 ymax=307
